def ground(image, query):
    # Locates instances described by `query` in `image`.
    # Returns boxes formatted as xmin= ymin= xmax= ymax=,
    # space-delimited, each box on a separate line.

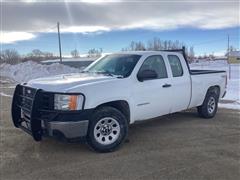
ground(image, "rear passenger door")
xmin=167 ymin=54 xmax=191 ymax=112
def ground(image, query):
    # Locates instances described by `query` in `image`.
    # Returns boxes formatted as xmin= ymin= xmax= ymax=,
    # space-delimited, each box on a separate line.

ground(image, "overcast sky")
xmin=1 ymin=0 xmax=239 ymax=55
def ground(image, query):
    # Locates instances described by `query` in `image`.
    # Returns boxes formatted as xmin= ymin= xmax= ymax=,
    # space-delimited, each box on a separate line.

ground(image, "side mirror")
xmin=137 ymin=69 xmax=158 ymax=82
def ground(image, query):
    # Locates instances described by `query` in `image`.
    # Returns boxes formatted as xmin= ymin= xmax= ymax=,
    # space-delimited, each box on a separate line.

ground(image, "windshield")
xmin=84 ymin=54 xmax=141 ymax=77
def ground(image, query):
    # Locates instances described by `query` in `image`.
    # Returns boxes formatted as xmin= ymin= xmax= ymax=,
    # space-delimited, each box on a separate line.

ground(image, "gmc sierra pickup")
xmin=12 ymin=48 xmax=227 ymax=152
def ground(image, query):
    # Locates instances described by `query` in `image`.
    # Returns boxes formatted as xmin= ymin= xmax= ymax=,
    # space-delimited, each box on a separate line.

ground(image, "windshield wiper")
xmin=96 ymin=71 xmax=114 ymax=77
xmin=96 ymin=71 xmax=124 ymax=78
xmin=82 ymin=70 xmax=124 ymax=78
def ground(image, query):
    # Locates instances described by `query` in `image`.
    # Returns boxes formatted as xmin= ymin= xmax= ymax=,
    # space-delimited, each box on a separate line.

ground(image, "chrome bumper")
xmin=47 ymin=120 xmax=89 ymax=139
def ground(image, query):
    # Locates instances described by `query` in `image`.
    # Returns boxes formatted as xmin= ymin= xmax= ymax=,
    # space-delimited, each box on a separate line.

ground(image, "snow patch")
xmin=0 ymin=61 xmax=82 ymax=83
xmin=0 ymin=92 xmax=12 ymax=98
xmin=218 ymin=102 xmax=240 ymax=110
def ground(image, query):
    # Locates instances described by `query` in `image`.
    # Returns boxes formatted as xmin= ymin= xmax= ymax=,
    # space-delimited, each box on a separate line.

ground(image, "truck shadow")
xmin=39 ymin=109 xmax=201 ymax=153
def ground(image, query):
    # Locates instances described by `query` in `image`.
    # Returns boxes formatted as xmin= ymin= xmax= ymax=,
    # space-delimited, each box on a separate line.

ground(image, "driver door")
xmin=132 ymin=55 xmax=173 ymax=121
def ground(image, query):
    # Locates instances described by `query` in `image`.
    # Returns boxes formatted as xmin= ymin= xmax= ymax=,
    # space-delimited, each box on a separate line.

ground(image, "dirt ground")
xmin=0 ymin=79 xmax=240 ymax=180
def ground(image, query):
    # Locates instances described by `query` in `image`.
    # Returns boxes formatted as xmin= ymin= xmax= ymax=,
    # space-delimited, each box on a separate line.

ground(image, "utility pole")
xmin=57 ymin=22 xmax=62 ymax=63
xmin=227 ymin=34 xmax=231 ymax=79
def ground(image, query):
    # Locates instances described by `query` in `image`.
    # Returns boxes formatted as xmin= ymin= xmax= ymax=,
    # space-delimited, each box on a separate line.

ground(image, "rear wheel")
xmin=87 ymin=106 xmax=128 ymax=153
xmin=197 ymin=91 xmax=219 ymax=118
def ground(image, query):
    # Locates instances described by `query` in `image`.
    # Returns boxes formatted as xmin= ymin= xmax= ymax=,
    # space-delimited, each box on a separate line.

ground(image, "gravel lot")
xmin=0 ymin=79 xmax=240 ymax=180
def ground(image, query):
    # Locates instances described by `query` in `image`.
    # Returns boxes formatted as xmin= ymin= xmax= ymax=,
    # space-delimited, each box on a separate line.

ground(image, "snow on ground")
xmin=0 ymin=61 xmax=82 ymax=83
xmin=0 ymin=92 xmax=12 ymax=98
xmin=0 ymin=60 xmax=239 ymax=110
xmin=41 ymin=57 xmax=96 ymax=63
xmin=190 ymin=60 xmax=240 ymax=110
xmin=218 ymin=102 xmax=240 ymax=110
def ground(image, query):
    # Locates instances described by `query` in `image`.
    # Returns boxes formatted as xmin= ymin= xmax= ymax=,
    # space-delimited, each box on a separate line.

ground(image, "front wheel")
xmin=197 ymin=92 xmax=218 ymax=118
xmin=87 ymin=106 xmax=128 ymax=153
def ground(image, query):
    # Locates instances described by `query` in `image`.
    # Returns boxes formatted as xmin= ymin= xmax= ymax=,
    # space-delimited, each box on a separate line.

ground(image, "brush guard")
xmin=11 ymin=84 xmax=43 ymax=141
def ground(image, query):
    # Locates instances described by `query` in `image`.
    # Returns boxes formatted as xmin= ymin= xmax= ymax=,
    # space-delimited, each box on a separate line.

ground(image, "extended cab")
xmin=12 ymin=49 xmax=227 ymax=152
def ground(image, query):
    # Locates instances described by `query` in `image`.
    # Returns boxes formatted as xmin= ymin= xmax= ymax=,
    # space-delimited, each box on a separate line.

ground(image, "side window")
xmin=139 ymin=55 xmax=168 ymax=79
xmin=168 ymin=55 xmax=183 ymax=77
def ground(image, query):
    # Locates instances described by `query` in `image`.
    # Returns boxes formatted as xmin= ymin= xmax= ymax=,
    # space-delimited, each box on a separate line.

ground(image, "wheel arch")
xmin=197 ymin=85 xmax=220 ymax=119
xmin=94 ymin=100 xmax=131 ymax=124
xmin=199 ymin=85 xmax=221 ymax=107
xmin=207 ymin=85 xmax=221 ymax=99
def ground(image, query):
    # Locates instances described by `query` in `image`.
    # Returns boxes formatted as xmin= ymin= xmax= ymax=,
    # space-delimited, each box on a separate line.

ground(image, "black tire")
xmin=197 ymin=91 xmax=219 ymax=119
xmin=87 ymin=106 xmax=128 ymax=153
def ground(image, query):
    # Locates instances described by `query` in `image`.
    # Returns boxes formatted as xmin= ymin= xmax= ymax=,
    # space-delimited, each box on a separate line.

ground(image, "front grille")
xmin=17 ymin=86 xmax=53 ymax=120
xmin=20 ymin=86 xmax=37 ymax=116
xmin=41 ymin=93 xmax=54 ymax=110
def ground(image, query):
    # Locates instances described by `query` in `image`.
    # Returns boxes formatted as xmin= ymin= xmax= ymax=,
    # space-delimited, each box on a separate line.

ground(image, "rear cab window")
xmin=167 ymin=55 xmax=183 ymax=77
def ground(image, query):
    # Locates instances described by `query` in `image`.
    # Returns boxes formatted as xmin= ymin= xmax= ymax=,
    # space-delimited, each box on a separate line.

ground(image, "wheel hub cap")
xmin=100 ymin=124 xmax=112 ymax=135
xmin=94 ymin=117 xmax=120 ymax=145
xmin=207 ymin=97 xmax=216 ymax=114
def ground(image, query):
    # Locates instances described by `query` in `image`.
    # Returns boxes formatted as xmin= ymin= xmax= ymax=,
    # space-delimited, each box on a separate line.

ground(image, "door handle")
xmin=162 ymin=84 xmax=171 ymax=88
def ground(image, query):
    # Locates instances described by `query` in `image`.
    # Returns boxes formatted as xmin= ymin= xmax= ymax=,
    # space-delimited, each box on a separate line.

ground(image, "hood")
xmin=27 ymin=73 xmax=117 ymax=92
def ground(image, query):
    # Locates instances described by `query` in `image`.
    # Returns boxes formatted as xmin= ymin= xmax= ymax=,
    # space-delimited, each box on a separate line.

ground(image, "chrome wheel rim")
xmin=207 ymin=97 xmax=216 ymax=114
xmin=94 ymin=117 xmax=120 ymax=145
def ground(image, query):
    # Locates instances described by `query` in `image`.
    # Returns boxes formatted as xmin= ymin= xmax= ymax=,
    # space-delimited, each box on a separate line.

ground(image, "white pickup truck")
xmin=12 ymin=49 xmax=227 ymax=152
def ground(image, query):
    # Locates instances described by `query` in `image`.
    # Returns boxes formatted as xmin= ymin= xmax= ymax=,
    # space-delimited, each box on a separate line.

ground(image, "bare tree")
xmin=43 ymin=52 xmax=54 ymax=59
xmin=229 ymin=46 xmax=236 ymax=52
xmin=122 ymin=37 xmax=195 ymax=61
xmin=25 ymin=49 xmax=57 ymax=62
xmin=124 ymin=41 xmax=146 ymax=51
xmin=32 ymin=49 xmax=44 ymax=57
xmin=88 ymin=48 xmax=103 ymax=58
xmin=129 ymin=41 xmax=135 ymax=51
xmin=71 ymin=49 xmax=80 ymax=58
xmin=189 ymin=47 xmax=195 ymax=60
xmin=153 ymin=37 xmax=162 ymax=50
xmin=26 ymin=49 xmax=43 ymax=61
xmin=0 ymin=49 xmax=21 ymax=64
xmin=135 ymin=41 xmax=146 ymax=51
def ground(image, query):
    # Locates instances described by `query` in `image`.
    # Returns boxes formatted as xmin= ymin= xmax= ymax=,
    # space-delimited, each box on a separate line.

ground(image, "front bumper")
xmin=47 ymin=120 xmax=89 ymax=139
xmin=11 ymin=84 xmax=92 ymax=141
xmin=44 ymin=118 xmax=90 ymax=140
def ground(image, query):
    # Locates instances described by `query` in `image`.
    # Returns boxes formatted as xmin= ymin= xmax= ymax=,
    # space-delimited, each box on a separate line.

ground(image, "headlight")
xmin=54 ymin=94 xmax=84 ymax=110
